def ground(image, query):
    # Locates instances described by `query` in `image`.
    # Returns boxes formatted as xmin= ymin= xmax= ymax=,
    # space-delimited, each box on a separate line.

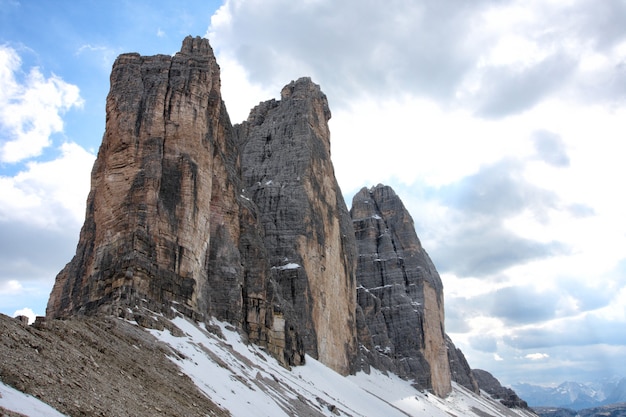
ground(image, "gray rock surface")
xmin=236 ymin=77 xmax=358 ymax=375
xmin=473 ymin=368 xmax=530 ymax=409
xmin=446 ymin=334 xmax=480 ymax=394
xmin=351 ymin=184 xmax=451 ymax=396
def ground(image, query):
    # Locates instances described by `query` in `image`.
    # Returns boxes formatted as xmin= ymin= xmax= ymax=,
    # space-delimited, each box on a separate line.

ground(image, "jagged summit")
xmin=40 ymin=36 xmax=532 ymax=414
xmin=179 ymin=34 xmax=214 ymax=55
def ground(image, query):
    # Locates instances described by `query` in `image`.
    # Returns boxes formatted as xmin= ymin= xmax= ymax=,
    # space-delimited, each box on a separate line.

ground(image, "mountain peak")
xmin=179 ymin=35 xmax=213 ymax=55
xmin=38 ymin=36 xmax=528 ymax=414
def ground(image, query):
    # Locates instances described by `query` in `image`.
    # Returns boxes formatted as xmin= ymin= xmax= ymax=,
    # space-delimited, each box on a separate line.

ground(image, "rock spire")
xmin=351 ymin=184 xmax=452 ymax=396
xmin=236 ymin=77 xmax=358 ymax=374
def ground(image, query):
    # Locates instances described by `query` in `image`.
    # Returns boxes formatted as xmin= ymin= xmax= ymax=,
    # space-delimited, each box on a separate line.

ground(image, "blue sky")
xmin=2 ymin=0 xmax=626 ymax=388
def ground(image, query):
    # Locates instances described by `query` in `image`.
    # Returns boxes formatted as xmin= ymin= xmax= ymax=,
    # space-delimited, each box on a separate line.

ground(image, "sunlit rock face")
xmin=47 ymin=36 xmax=230 ymax=320
xmin=351 ymin=184 xmax=452 ymax=397
xmin=236 ymin=77 xmax=358 ymax=375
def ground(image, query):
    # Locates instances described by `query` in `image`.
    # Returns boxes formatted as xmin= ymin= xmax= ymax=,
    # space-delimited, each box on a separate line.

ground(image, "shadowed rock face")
xmin=447 ymin=334 xmax=480 ymax=394
xmin=236 ymin=77 xmax=358 ymax=375
xmin=351 ymin=184 xmax=452 ymax=397
xmin=473 ymin=369 xmax=530 ymax=409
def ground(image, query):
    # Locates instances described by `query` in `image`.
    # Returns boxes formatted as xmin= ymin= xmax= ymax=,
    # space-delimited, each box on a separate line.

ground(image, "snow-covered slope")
xmin=149 ymin=314 xmax=537 ymax=417
xmin=0 ymin=381 xmax=67 ymax=417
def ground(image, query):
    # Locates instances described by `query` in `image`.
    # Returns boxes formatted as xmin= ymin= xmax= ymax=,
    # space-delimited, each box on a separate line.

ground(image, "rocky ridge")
xmin=473 ymin=369 xmax=530 ymax=408
xmin=38 ymin=34 xmax=531 ymax=411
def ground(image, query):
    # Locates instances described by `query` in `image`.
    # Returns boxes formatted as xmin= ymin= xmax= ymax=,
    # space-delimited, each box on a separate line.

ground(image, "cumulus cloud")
xmin=0 ymin=47 xmax=94 ymax=305
xmin=0 ymin=142 xmax=95 ymax=229
xmin=208 ymin=0 xmax=495 ymax=106
xmin=0 ymin=141 xmax=93 ymax=297
xmin=209 ymin=0 xmax=626 ymax=117
xmin=0 ymin=45 xmax=84 ymax=163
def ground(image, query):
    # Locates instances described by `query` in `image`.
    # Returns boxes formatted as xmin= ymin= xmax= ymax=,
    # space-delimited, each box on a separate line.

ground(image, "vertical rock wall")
xmin=351 ymin=184 xmax=452 ymax=396
xmin=236 ymin=78 xmax=358 ymax=375
xmin=47 ymin=37 xmax=227 ymax=320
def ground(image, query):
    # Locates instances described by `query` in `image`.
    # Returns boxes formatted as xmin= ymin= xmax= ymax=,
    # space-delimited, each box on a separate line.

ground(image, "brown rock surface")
xmin=0 ymin=313 xmax=227 ymax=417
xmin=47 ymin=36 xmax=229 ymax=320
xmin=45 ymin=36 xmax=285 ymax=366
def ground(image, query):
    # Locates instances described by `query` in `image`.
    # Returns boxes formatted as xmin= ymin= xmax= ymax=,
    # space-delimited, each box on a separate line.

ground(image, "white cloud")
xmin=525 ymin=353 xmax=549 ymax=360
xmin=0 ymin=279 xmax=22 ymax=295
xmin=0 ymin=45 xmax=84 ymax=163
xmin=0 ymin=141 xmax=95 ymax=229
xmin=216 ymin=53 xmax=276 ymax=123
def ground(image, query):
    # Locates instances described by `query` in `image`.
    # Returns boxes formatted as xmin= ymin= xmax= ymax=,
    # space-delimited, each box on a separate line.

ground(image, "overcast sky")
xmin=1 ymin=0 xmax=626 ymax=388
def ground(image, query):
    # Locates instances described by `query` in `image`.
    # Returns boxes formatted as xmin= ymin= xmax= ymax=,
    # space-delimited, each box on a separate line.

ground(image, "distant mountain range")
xmin=514 ymin=378 xmax=626 ymax=410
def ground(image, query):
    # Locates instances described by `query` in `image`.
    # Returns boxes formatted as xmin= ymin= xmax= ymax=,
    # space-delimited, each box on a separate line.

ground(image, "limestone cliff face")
xmin=46 ymin=36 xmax=280 ymax=362
xmin=235 ymin=78 xmax=358 ymax=375
xmin=47 ymin=36 xmax=229 ymax=320
xmin=351 ymin=184 xmax=452 ymax=397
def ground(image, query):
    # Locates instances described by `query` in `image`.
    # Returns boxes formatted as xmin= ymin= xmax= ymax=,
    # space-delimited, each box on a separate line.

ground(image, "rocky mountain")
xmin=236 ymin=78 xmax=358 ymax=374
xmin=46 ymin=36 xmax=357 ymax=376
xmin=534 ymin=403 xmax=626 ymax=417
xmin=2 ymin=36 xmax=534 ymax=416
xmin=515 ymin=378 xmax=626 ymax=410
xmin=473 ymin=369 xmax=529 ymax=408
xmin=351 ymin=184 xmax=452 ymax=396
